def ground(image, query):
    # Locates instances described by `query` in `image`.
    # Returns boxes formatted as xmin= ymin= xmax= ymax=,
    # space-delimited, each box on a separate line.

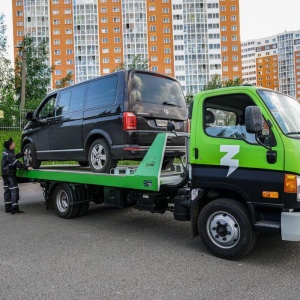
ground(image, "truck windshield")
xmin=258 ymin=90 xmax=300 ymax=136
xmin=130 ymin=72 xmax=186 ymax=108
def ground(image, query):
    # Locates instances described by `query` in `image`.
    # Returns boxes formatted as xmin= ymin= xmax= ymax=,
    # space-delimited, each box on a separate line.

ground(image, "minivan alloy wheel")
xmin=91 ymin=143 xmax=107 ymax=170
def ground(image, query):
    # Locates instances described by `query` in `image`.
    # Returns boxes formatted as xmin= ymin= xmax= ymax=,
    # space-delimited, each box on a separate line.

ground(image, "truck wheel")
xmin=198 ymin=198 xmax=256 ymax=260
xmin=53 ymin=184 xmax=80 ymax=219
xmin=23 ymin=143 xmax=41 ymax=169
xmin=88 ymin=139 xmax=117 ymax=173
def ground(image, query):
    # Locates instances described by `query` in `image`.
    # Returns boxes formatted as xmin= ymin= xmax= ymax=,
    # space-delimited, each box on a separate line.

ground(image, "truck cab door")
xmin=190 ymin=90 xmax=284 ymax=195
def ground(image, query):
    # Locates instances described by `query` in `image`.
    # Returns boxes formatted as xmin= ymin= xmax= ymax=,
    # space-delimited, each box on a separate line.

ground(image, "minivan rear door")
xmin=127 ymin=71 xmax=188 ymax=147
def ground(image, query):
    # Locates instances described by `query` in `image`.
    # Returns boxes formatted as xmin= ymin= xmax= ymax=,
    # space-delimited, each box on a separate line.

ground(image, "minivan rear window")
xmin=130 ymin=72 xmax=186 ymax=108
xmin=85 ymin=76 xmax=118 ymax=110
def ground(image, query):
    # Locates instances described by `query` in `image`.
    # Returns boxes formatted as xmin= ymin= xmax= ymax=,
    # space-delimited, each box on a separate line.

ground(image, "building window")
xmin=114 ymin=47 xmax=121 ymax=53
xmin=164 ymin=58 xmax=171 ymax=64
xmin=102 ymin=18 xmax=108 ymax=23
xmin=66 ymin=60 xmax=73 ymax=64
xmin=222 ymin=46 xmax=227 ymax=51
xmin=232 ymin=55 xmax=238 ymax=61
xmin=230 ymin=5 xmax=236 ymax=11
xmin=52 ymin=0 xmax=59 ymax=4
xmin=102 ymin=38 xmax=108 ymax=43
xmin=54 ymin=50 xmax=61 ymax=55
xmin=113 ymin=17 xmax=120 ymax=22
xmin=17 ymin=31 xmax=23 ymax=36
xmin=150 ymin=26 xmax=156 ymax=32
xmin=115 ymin=57 xmax=121 ymax=63
xmin=66 ymin=39 xmax=72 ymax=44
xmin=149 ymin=6 xmax=156 ymax=11
xmin=150 ymin=46 xmax=157 ymax=51
xmin=165 ymin=68 xmax=171 ymax=74
xmin=53 ymin=9 xmax=59 ymax=15
xmin=64 ymin=0 xmax=71 ymax=3
xmin=55 ymin=70 xmax=61 ymax=75
xmin=163 ymin=8 xmax=169 ymax=13
xmin=220 ymin=16 xmax=226 ymax=21
xmin=101 ymin=8 xmax=107 ymax=13
xmin=103 ymin=68 xmax=110 ymax=74
xmin=102 ymin=48 xmax=109 ymax=53
xmin=232 ymin=45 xmax=238 ymax=51
xmin=66 ymin=49 xmax=73 ymax=54
xmin=220 ymin=6 xmax=226 ymax=11
xmin=151 ymin=56 xmax=158 ymax=61
xmin=113 ymin=7 xmax=120 ymax=12
xmin=164 ymin=48 xmax=171 ymax=54
xmin=231 ymin=25 xmax=237 ymax=31
xmin=65 ymin=9 xmax=71 ymax=14
xmin=16 ymin=11 xmax=23 ymax=16
xmin=150 ymin=36 xmax=157 ymax=41
xmin=221 ymin=26 xmax=227 ymax=31
xmin=232 ymin=35 xmax=237 ymax=41
xmin=231 ymin=15 xmax=236 ymax=21
xmin=163 ymin=18 xmax=170 ymax=23
xmin=222 ymin=36 xmax=227 ymax=41
xmin=163 ymin=28 xmax=170 ymax=33
xmin=54 ymin=40 xmax=60 ymax=45
xmin=164 ymin=38 xmax=170 ymax=43
xmin=54 ymin=29 xmax=60 ymax=35
xmin=16 ymin=1 xmax=22 ymax=6
xmin=53 ymin=19 xmax=60 ymax=25
xmin=103 ymin=58 xmax=109 ymax=63
xmin=17 ymin=21 xmax=23 ymax=26
xmin=114 ymin=27 xmax=120 ymax=33
xmin=152 ymin=66 xmax=158 ymax=71
xmin=223 ymin=66 xmax=228 ymax=72
xmin=55 ymin=60 xmax=61 ymax=65
xmin=114 ymin=37 xmax=120 ymax=43
xmin=150 ymin=16 xmax=156 ymax=21
xmin=66 ymin=29 xmax=72 ymax=34
xmin=233 ymin=66 xmax=239 ymax=71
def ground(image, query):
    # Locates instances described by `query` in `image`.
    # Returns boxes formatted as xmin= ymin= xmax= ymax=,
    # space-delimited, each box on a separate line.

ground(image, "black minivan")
xmin=22 ymin=70 xmax=188 ymax=173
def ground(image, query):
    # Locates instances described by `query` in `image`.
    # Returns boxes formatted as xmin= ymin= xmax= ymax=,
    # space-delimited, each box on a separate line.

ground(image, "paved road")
xmin=0 ymin=182 xmax=300 ymax=300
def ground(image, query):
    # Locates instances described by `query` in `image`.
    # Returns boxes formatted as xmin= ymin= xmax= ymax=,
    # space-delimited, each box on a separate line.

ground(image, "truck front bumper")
xmin=281 ymin=212 xmax=300 ymax=241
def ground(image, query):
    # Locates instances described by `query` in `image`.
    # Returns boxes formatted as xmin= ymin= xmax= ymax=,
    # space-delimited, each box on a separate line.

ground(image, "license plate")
xmin=156 ymin=119 xmax=168 ymax=127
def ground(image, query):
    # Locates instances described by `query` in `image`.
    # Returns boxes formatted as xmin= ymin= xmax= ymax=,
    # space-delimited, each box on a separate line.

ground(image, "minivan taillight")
xmin=123 ymin=112 xmax=137 ymax=130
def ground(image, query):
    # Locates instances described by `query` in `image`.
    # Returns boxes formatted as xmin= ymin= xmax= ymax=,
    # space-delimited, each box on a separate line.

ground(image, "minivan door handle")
xmin=193 ymin=148 xmax=199 ymax=159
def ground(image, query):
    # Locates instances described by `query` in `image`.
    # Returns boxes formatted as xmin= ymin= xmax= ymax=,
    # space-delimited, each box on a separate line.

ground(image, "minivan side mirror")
xmin=245 ymin=106 xmax=263 ymax=133
xmin=25 ymin=111 xmax=35 ymax=121
xmin=167 ymin=121 xmax=175 ymax=132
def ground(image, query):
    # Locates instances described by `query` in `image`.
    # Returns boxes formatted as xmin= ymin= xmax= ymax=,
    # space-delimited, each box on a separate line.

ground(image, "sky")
xmin=0 ymin=0 xmax=299 ymax=63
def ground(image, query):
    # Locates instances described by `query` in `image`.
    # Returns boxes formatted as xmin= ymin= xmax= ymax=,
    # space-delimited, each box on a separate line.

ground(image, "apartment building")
xmin=242 ymin=30 xmax=300 ymax=100
xmin=12 ymin=0 xmax=242 ymax=93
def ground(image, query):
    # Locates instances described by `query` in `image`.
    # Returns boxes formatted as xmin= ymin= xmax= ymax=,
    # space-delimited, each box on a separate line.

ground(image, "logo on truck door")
xmin=220 ymin=145 xmax=240 ymax=177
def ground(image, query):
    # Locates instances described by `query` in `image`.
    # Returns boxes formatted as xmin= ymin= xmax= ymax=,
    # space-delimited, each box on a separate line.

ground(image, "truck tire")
xmin=53 ymin=184 xmax=80 ymax=219
xmin=198 ymin=198 xmax=256 ymax=260
xmin=23 ymin=143 xmax=41 ymax=169
xmin=88 ymin=138 xmax=117 ymax=173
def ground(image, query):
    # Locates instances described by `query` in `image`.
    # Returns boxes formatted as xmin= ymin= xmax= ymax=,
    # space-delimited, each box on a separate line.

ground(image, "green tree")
xmin=203 ymin=74 xmax=243 ymax=91
xmin=15 ymin=36 xmax=53 ymax=109
xmin=0 ymin=14 xmax=19 ymax=126
xmin=55 ymin=72 xmax=73 ymax=89
xmin=113 ymin=54 xmax=150 ymax=71
xmin=185 ymin=87 xmax=194 ymax=105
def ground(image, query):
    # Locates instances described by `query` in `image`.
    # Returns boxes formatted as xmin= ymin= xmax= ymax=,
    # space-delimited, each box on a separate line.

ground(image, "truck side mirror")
xmin=167 ymin=121 xmax=175 ymax=132
xmin=245 ymin=106 xmax=263 ymax=133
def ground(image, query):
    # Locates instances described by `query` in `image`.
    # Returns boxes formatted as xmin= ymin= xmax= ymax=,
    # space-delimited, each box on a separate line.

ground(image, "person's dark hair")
xmin=4 ymin=137 xmax=13 ymax=149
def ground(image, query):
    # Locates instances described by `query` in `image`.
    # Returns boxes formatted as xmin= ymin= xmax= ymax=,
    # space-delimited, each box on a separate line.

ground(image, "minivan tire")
xmin=88 ymin=138 xmax=117 ymax=173
xmin=23 ymin=143 xmax=41 ymax=169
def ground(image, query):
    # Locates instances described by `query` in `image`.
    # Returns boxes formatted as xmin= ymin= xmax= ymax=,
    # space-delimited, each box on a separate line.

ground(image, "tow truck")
xmin=17 ymin=86 xmax=300 ymax=259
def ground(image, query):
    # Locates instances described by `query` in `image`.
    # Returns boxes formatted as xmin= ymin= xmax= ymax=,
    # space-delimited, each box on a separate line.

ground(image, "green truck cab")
xmin=189 ymin=86 xmax=300 ymax=258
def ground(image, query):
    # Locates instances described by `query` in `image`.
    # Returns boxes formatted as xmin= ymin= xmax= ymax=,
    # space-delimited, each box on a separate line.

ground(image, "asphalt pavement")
xmin=1 ymin=181 xmax=300 ymax=300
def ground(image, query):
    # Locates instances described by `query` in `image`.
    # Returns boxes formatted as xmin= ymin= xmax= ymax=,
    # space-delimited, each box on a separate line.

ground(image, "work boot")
xmin=5 ymin=208 xmax=12 ymax=213
xmin=11 ymin=207 xmax=24 ymax=214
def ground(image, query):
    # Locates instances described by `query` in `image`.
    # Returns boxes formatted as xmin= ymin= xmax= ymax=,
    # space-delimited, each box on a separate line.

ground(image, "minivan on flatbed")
xmin=22 ymin=70 xmax=189 ymax=173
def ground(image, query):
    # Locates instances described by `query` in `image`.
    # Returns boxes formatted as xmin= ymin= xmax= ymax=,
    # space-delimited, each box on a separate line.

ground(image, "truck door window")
xmin=204 ymin=93 xmax=270 ymax=144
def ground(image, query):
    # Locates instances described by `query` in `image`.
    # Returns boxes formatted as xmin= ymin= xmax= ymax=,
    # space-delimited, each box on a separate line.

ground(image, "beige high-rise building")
xmin=12 ymin=0 xmax=242 ymax=93
xmin=242 ymin=30 xmax=300 ymax=100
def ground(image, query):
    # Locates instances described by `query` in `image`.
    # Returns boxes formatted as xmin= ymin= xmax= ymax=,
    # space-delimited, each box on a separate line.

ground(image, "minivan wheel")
xmin=88 ymin=139 xmax=117 ymax=173
xmin=23 ymin=143 xmax=41 ymax=169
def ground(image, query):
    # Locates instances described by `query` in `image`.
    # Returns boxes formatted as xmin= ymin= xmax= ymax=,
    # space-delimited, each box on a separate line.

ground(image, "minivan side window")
xmin=57 ymin=84 xmax=87 ymax=116
xmin=38 ymin=95 xmax=56 ymax=119
xmin=85 ymin=76 xmax=118 ymax=110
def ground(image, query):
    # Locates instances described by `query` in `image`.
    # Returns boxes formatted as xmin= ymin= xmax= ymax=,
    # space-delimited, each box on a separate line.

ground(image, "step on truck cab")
xmin=189 ymin=86 xmax=300 ymax=259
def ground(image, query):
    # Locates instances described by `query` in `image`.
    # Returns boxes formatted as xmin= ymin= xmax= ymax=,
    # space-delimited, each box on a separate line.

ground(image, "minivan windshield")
xmin=258 ymin=89 xmax=300 ymax=137
xmin=130 ymin=72 xmax=186 ymax=108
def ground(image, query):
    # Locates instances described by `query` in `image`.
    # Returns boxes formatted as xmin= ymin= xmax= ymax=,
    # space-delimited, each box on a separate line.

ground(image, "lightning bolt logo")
xmin=220 ymin=145 xmax=240 ymax=177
